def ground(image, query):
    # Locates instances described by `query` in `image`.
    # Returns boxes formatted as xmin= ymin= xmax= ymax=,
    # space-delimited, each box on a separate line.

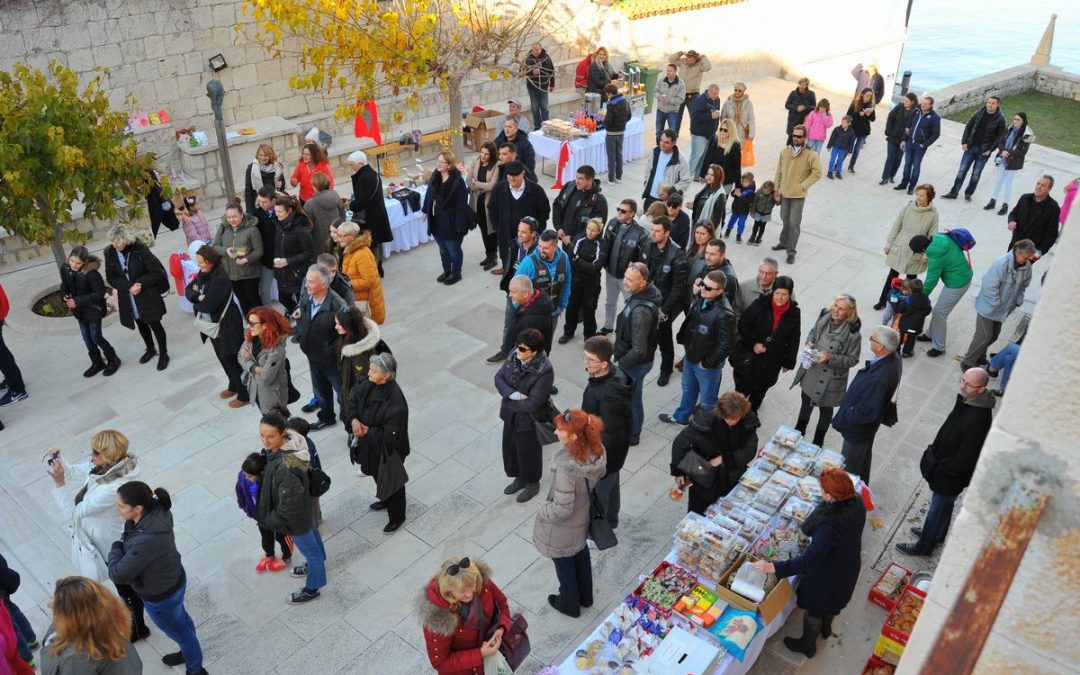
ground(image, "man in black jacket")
xmin=489 ymin=218 xmax=541 ymax=363
xmin=942 ymin=96 xmax=1006 ymax=201
xmin=641 ymin=216 xmax=689 ymax=386
xmin=599 ymin=199 xmax=649 ymax=334
xmin=661 ymin=270 xmax=733 ymax=424
xmin=897 ymin=368 xmax=995 ymax=556
xmin=582 ymin=336 xmax=632 ymax=528
xmin=488 ymin=161 xmax=550 ymax=274
xmin=253 ymin=185 xmax=281 ymax=305
xmin=493 ymin=118 xmax=536 ymax=172
xmin=504 ymin=276 xmax=554 ymax=350
xmin=615 ymin=263 xmax=663 ymax=445
xmin=524 ymin=42 xmax=555 ymax=130
xmin=495 ymin=143 xmax=537 ymax=183
xmin=297 ymin=265 xmax=350 ymax=429
xmin=1007 ymin=176 xmax=1061 ymax=255
xmin=552 ymin=165 xmax=608 ymax=244
xmin=880 ymin=93 xmax=916 ymax=185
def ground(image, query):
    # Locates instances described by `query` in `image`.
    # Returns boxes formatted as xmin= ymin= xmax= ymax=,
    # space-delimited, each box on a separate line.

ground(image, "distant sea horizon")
xmin=900 ymin=0 xmax=1078 ymax=92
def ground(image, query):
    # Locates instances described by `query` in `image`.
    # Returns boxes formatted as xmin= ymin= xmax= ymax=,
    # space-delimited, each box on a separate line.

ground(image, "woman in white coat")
xmin=45 ymin=429 xmax=149 ymax=642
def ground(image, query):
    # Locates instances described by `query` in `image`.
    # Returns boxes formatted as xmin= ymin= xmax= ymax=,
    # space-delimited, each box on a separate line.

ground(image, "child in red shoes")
xmin=236 ymin=453 xmax=292 ymax=573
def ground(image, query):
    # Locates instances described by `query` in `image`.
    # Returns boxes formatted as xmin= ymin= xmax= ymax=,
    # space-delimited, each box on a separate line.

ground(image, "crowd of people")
xmin=2 ymin=44 xmax=1078 ymax=674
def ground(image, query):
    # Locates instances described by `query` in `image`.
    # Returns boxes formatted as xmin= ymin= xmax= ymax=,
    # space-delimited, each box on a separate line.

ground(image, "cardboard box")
xmin=463 ymin=109 xmax=506 ymax=149
xmin=881 ymin=585 xmax=926 ymax=646
xmin=862 ymin=654 xmax=897 ymax=674
xmin=646 ymin=626 xmax=721 ymax=675
xmin=711 ymin=555 xmax=795 ymax=624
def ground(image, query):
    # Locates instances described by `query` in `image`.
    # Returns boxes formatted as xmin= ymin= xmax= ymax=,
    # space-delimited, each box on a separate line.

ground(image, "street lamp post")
xmin=206 ymin=80 xmax=236 ymax=201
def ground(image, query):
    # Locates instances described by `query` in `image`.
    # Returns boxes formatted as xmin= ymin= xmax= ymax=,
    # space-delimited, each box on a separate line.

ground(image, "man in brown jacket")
xmin=772 ymin=124 xmax=822 ymax=264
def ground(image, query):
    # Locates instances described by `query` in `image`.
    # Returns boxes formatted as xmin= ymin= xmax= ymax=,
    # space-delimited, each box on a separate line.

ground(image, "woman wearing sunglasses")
xmin=44 ymin=431 xmax=150 ymax=643
xmin=533 ymin=408 xmax=606 ymax=617
xmin=494 ymin=328 xmax=555 ymax=504
xmin=419 ymin=556 xmax=512 ymax=674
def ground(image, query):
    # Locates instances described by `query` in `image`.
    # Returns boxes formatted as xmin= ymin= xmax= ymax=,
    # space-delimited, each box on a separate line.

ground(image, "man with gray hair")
xmin=733 ymin=257 xmax=778 ymax=323
xmin=494 ymin=117 xmax=536 ymax=172
xmin=297 ymin=264 xmax=350 ymax=430
xmin=503 ymin=274 xmax=554 ymax=359
xmin=960 ymin=241 xmax=1035 ymax=371
xmin=830 ymin=325 xmax=902 ymax=483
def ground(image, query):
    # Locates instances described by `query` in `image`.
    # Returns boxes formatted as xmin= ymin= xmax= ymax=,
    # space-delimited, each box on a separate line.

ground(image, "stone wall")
xmin=1034 ymin=65 xmax=1080 ymax=101
xmin=929 ymin=64 xmax=1039 ymax=116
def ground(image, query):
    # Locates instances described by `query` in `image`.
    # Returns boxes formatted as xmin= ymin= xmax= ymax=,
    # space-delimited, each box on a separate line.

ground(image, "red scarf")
xmin=771 ymin=299 xmax=791 ymax=332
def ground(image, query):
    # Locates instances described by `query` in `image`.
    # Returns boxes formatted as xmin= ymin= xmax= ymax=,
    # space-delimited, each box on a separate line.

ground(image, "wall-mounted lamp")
xmin=208 ymin=54 xmax=228 ymax=72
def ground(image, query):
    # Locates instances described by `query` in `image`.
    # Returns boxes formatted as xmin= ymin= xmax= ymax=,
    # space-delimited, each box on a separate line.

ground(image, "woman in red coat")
xmin=417 ymin=557 xmax=511 ymax=675
xmin=290 ymin=142 xmax=334 ymax=204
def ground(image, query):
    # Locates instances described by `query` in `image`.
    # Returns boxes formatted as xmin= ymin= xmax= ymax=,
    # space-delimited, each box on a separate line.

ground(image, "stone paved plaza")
xmin=2 ymin=76 xmax=1077 ymax=674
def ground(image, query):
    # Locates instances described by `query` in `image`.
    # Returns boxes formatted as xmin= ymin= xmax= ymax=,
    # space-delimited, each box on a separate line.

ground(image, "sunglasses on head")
xmin=446 ymin=557 xmax=470 ymax=576
xmin=562 ymin=410 xmax=572 ymax=424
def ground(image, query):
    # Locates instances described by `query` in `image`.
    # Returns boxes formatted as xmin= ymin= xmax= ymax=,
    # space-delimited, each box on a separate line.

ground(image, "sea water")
xmin=901 ymin=0 xmax=1080 ymax=92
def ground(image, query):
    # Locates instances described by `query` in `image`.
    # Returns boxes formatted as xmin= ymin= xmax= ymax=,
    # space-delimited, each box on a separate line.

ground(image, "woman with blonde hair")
xmin=790 ymin=294 xmax=862 ymax=446
xmin=244 ymin=143 xmax=285 ymax=213
xmin=45 ymin=430 xmax=149 ymax=643
xmin=104 ymin=222 xmax=170 ymax=371
xmin=338 ymin=222 xmax=386 ymax=324
xmin=533 ymin=408 xmax=606 ymax=617
xmin=418 ymin=556 xmax=512 ymax=674
xmin=39 ymin=576 xmax=142 ymax=674
xmin=421 ymin=151 xmax=471 ymax=285
xmin=700 ymin=117 xmax=742 ymax=195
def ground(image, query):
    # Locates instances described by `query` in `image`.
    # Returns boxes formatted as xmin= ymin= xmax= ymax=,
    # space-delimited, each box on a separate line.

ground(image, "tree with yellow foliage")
xmin=239 ymin=0 xmax=551 ymax=156
xmin=0 ymin=62 xmax=154 ymax=269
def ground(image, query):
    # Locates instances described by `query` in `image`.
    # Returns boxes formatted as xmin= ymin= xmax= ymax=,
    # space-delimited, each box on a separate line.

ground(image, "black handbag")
xmin=531 ymin=399 xmax=560 ymax=446
xmin=585 ymin=479 xmax=618 ymax=550
xmin=677 ymin=446 xmax=718 ymax=488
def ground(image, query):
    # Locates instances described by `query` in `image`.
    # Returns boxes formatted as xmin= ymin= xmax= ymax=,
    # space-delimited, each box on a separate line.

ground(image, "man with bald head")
xmin=897 ymin=367 xmax=995 ymax=556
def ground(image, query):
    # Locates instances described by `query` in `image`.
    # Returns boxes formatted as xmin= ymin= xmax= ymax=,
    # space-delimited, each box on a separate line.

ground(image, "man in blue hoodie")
xmin=895 ymin=96 xmax=941 ymax=195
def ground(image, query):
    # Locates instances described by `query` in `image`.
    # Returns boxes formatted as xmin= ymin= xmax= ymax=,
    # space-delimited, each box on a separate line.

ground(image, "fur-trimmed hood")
xmin=281 ymin=429 xmax=310 ymax=470
xmin=344 ymin=230 xmax=374 ymax=255
xmin=340 ymin=316 xmax=382 ymax=357
xmin=416 ymin=560 xmax=493 ymax=637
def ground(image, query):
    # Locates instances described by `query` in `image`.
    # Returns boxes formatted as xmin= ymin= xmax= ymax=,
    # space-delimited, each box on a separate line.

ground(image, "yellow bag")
xmin=742 ymin=138 xmax=755 ymax=167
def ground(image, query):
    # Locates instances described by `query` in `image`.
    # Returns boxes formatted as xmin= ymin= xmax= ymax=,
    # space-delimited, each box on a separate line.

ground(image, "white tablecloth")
xmin=530 ymin=117 xmax=646 ymax=185
xmin=382 ymin=185 xmax=431 ymax=258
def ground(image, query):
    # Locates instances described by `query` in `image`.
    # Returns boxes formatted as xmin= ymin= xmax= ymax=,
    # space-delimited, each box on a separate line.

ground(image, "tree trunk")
xmin=447 ymin=75 xmax=465 ymax=160
xmin=36 ymin=197 xmax=66 ymax=271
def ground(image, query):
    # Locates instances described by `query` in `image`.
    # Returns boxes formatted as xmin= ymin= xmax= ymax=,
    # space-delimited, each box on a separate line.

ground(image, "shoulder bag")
xmin=531 ymin=398 xmax=560 ymax=446
xmin=585 ymin=479 xmax=618 ymax=550
xmin=677 ymin=445 xmax=718 ymax=488
xmin=488 ymin=597 xmax=531 ymax=671
xmin=193 ymin=294 xmax=235 ymax=339
xmin=882 ymin=369 xmax=901 ymax=427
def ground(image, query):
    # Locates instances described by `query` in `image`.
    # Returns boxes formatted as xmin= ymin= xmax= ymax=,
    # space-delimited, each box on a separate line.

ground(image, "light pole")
xmin=206 ymin=80 xmax=236 ymax=201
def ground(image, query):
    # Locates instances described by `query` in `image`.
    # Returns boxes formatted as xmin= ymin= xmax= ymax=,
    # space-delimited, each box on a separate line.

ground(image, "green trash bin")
xmin=625 ymin=61 xmax=662 ymax=115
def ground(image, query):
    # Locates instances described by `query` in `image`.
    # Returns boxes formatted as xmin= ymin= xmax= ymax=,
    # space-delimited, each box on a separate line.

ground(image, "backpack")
xmin=308 ymin=466 xmax=332 ymax=497
xmin=944 ymin=228 xmax=976 ymax=251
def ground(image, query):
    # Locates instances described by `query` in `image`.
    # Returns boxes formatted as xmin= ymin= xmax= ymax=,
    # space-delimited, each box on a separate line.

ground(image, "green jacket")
xmin=923 ymin=233 xmax=973 ymax=294
xmin=212 ymin=213 xmax=264 ymax=281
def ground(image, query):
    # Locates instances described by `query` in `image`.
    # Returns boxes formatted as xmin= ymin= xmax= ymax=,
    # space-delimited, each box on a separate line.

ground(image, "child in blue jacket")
xmin=236 ymin=452 xmax=293 ymax=573
xmin=827 ymin=117 xmax=857 ymax=179
xmin=725 ymin=172 xmax=756 ymax=242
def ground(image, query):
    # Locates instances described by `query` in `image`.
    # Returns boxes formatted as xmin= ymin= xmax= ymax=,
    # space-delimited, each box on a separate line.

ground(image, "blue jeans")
xmin=689 ymin=135 xmax=710 ymax=179
xmin=623 ymin=359 xmax=654 ymax=438
xmin=848 ymin=135 xmax=867 ymax=169
xmin=726 ymin=213 xmax=748 ymax=236
xmin=672 ymin=360 xmax=722 ymax=423
xmin=806 ymin=139 xmax=824 ymax=153
xmin=882 ymin=141 xmax=903 ymax=180
xmin=828 ymin=148 xmax=847 ymax=174
xmin=78 ymin=318 xmax=117 ymax=361
xmin=292 ymin=524 xmax=327 ymax=590
xmin=308 ymin=361 xmax=341 ymax=422
xmin=990 ymin=342 xmax=1020 ymax=391
xmin=143 ymin=578 xmax=203 ymax=672
xmin=914 ymin=492 xmax=957 ymax=554
xmin=949 ymin=147 xmax=991 ymax=196
xmin=901 ymin=144 xmax=927 ymax=187
xmin=527 ymin=88 xmax=549 ymax=130
xmin=435 ymin=235 xmax=464 ymax=276
xmin=655 ymin=111 xmax=681 ymax=143
xmin=605 ymin=133 xmax=624 ymax=182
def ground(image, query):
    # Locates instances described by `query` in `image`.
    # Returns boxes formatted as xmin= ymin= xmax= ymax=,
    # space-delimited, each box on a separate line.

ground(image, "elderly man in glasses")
xmin=771 ymin=123 xmax=822 ymax=265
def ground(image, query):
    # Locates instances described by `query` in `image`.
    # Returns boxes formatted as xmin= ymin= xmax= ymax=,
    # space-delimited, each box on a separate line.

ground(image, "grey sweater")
xmin=39 ymin=628 xmax=143 ymax=675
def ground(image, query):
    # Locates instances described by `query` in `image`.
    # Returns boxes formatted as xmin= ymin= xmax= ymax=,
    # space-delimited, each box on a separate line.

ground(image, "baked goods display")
xmin=814 ymin=448 xmax=845 ymax=474
xmin=796 ymin=476 xmax=823 ymax=500
xmin=781 ymin=495 xmax=814 ymax=523
xmin=540 ymin=119 xmax=589 ymax=140
xmin=780 ymin=452 xmax=814 ymax=477
xmin=772 ymin=426 xmax=802 ymax=449
xmin=885 ymin=592 xmax=923 ymax=635
xmin=739 ymin=468 xmax=770 ymax=490
xmin=761 ymin=441 xmax=791 ymax=465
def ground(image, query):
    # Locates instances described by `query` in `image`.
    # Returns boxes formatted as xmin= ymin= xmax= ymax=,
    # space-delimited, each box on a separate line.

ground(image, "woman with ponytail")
xmin=108 ymin=482 xmax=207 ymax=675
xmin=532 ymin=408 xmax=606 ymax=618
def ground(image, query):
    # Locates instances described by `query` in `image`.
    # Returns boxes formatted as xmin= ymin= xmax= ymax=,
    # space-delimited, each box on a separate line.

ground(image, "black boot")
xmin=83 ymin=352 xmax=106 ymax=378
xmin=138 ymin=347 xmax=157 ymax=364
xmin=821 ymin=615 xmax=834 ymax=638
xmin=157 ymin=351 xmax=170 ymax=371
xmin=997 ymin=202 xmax=1008 ymax=216
xmin=103 ymin=354 xmax=121 ymax=377
xmin=983 ymin=198 xmax=996 ymax=211
xmin=783 ymin=614 xmax=822 ymax=658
